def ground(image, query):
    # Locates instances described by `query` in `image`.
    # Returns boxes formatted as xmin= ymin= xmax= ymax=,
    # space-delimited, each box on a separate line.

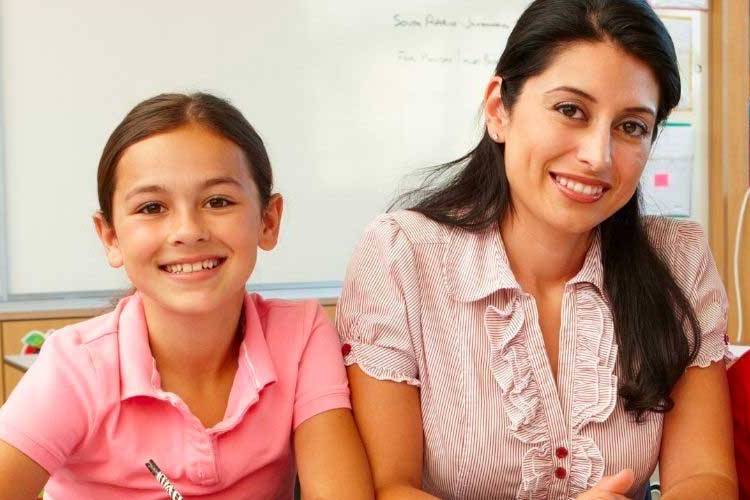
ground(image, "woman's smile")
xmin=549 ymin=172 xmax=611 ymax=203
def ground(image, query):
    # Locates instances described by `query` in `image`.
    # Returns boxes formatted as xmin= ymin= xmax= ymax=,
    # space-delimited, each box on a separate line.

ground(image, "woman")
xmin=336 ymin=0 xmax=737 ymax=498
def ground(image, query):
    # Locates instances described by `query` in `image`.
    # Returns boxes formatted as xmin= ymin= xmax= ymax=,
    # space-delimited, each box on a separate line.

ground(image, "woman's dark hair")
xmin=97 ymin=92 xmax=273 ymax=224
xmin=394 ymin=0 xmax=698 ymax=421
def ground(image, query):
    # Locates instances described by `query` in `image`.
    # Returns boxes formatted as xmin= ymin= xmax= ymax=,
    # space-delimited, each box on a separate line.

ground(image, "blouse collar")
xmin=445 ymin=224 xmax=604 ymax=303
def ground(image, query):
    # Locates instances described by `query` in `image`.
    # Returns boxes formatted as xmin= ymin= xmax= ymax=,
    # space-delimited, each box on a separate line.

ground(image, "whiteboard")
xmin=0 ymin=1 xmax=708 ymax=296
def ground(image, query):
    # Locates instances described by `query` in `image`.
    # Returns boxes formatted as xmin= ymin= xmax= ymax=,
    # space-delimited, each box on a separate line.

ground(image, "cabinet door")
xmin=1 ymin=318 xmax=89 ymax=403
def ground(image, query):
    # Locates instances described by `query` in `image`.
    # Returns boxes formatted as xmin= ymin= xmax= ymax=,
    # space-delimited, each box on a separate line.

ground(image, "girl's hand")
xmin=574 ymin=469 xmax=635 ymax=500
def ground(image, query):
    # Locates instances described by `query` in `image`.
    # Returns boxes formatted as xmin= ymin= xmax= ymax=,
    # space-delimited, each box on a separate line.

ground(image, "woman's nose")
xmin=576 ymin=124 xmax=613 ymax=172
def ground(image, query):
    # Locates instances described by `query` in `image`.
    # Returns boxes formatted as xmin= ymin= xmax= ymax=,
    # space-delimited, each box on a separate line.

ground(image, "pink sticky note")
xmin=654 ymin=173 xmax=670 ymax=188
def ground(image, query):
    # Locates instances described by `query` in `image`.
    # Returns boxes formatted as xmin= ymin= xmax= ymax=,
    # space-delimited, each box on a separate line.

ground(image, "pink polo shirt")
xmin=0 ymin=292 xmax=351 ymax=499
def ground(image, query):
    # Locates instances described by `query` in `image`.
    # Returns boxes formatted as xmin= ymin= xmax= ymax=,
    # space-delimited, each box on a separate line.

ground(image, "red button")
xmin=341 ymin=343 xmax=352 ymax=356
xmin=555 ymin=446 xmax=569 ymax=459
xmin=554 ymin=467 xmax=567 ymax=479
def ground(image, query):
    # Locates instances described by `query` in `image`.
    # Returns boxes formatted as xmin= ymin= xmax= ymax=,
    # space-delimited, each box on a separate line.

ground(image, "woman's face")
xmin=487 ymin=41 xmax=660 ymax=236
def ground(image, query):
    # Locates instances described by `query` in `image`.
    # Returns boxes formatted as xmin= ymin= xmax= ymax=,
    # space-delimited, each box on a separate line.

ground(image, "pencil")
xmin=145 ymin=459 xmax=184 ymax=500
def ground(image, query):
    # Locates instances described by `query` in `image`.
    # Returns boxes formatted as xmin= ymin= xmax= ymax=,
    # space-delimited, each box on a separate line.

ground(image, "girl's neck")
xmin=141 ymin=291 xmax=245 ymax=382
xmin=500 ymin=212 xmax=594 ymax=296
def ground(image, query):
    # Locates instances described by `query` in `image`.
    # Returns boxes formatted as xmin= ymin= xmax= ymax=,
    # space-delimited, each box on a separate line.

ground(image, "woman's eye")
xmin=620 ymin=121 xmax=648 ymax=138
xmin=138 ymin=202 xmax=164 ymax=215
xmin=556 ymin=103 xmax=584 ymax=119
xmin=206 ymin=197 xmax=233 ymax=209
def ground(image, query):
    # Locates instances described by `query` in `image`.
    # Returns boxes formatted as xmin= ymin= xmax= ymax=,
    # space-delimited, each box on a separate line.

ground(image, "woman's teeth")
xmin=164 ymin=258 xmax=221 ymax=274
xmin=553 ymin=174 xmax=605 ymax=196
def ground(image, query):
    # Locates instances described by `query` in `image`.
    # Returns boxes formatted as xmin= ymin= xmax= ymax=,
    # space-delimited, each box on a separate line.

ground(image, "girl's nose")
xmin=168 ymin=210 xmax=209 ymax=245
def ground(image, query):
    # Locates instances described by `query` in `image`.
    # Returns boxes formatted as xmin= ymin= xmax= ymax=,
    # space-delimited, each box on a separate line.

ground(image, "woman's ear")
xmin=484 ymin=76 xmax=510 ymax=143
xmin=93 ymin=212 xmax=124 ymax=268
xmin=258 ymin=194 xmax=283 ymax=251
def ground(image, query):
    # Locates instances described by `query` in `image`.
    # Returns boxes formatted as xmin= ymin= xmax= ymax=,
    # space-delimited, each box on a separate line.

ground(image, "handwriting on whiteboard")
xmin=393 ymin=14 xmax=510 ymax=30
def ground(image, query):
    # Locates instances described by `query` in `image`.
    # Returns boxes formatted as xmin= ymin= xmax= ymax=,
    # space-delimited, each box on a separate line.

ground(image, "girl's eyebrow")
xmin=124 ymin=184 xmax=167 ymax=201
xmin=545 ymin=85 xmax=656 ymax=117
xmin=202 ymin=176 xmax=243 ymax=189
xmin=124 ymin=177 xmax=243 ymax=201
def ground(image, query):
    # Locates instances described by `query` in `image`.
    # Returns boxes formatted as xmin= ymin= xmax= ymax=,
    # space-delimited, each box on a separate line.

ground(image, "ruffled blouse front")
xmin=337 ymin=210 xmax=730 ymax=500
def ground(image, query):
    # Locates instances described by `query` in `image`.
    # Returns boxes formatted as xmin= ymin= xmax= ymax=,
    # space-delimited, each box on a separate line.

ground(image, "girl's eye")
xmin=138 ymin=202 xmax=164 ymax=215
xmin=206 ymin=197 xmax=234 ymax=209
xmin=620 ymin=120 xmax=649 ymax=138
xmin=555 ymin=103 xmax=585 ymax=120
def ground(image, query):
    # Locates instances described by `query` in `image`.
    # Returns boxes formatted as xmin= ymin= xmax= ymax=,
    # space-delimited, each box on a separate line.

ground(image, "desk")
xmin=4 ymin=354 xmax=37 ymax=372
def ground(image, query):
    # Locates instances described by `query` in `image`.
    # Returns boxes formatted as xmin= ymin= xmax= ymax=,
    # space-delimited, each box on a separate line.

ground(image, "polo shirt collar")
xmin=118 ymin=292 xmax=277 ymax=402
xmin=445 ymin=224 xmax=604 ymax=303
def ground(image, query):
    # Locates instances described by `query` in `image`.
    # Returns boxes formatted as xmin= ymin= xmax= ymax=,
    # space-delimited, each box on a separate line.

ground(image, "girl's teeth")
xmin=165 ymin=259 xmax=220 ymax=274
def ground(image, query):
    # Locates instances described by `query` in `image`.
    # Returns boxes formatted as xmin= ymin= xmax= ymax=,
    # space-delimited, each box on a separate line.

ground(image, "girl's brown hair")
xmin=97 ymin=92 xmax=273 ymax=223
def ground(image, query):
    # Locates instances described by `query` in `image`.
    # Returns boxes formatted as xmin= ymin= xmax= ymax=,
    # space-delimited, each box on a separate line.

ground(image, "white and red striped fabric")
xmin=337 ymin=210 xmax=730 ymax=500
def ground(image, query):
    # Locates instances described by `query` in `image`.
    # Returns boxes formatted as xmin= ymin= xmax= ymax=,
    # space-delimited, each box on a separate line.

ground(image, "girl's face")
xmin=94 ymin=123 xmax=282 ymax=316
xmin=486 ymin=41 xmax=660 ymax=236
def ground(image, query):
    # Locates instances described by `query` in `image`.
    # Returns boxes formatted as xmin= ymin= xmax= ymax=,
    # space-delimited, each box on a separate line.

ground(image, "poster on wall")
xmin=641 ymin=123 xmax=694 ymax=218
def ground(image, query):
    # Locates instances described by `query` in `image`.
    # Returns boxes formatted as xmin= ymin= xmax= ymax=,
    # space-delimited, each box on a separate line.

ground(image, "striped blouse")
xmin=336 ymin=210 xmax=730 ymax=500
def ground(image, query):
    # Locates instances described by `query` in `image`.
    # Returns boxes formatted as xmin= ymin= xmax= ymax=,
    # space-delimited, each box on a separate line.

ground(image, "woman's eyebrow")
xmin=623 ymin=105 xmax=656 ymax=118
xmin=545 ymin=86 xmax=597 ymax=102
xmin=545 ymin=86 xmax=656 ymax=117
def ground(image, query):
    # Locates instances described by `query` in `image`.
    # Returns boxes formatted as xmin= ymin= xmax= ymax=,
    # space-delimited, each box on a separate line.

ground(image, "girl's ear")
xmin=484 ymin=76 xmax=510 ymax=143
xmin=93 ymin=212 xmax=124 ymax=268
xmin=258 ymin=194 xmax=283 ymax=251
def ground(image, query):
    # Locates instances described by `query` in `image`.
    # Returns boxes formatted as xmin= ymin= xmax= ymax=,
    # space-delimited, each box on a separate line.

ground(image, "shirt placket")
xmin=522 ymin=294 xmax=571 ymax=498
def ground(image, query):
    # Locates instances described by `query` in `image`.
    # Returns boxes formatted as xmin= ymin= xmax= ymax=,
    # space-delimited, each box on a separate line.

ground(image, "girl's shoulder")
xmin=39 ymin=309 xmax=120 ymax=369
xmin=248 ymin=293 xmax=343 ymax=376
xmin=250 ymin=294 xmax=331 ymax=344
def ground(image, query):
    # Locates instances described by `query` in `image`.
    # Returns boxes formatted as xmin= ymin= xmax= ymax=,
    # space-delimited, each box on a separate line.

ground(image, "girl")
xmin=0 ymin=93 xmax=374 ymax=499
xmin=336 ymin=0 xmax=737 ymax=499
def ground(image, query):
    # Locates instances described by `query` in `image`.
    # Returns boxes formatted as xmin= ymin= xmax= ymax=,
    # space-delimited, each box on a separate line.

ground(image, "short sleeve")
xmin=672 ymin=220 xmax=731 ymax=368
xmin=0 ymin=331 xmax=96 ymax=474
xmin=293 ymin=302 xmax=351 ymax=429
xmin=336 ymin=215 xmax=421 ymax=386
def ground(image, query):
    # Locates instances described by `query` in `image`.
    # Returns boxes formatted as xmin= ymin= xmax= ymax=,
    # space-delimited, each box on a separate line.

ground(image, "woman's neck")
xmin=141 ymin=292 xmax=244 ymax=383
xmin=500 ymin=212 xmax=594 ymax=295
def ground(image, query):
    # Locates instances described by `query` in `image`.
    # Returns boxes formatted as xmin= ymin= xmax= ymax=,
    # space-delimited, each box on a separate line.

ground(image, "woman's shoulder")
xmin=642 ymin=215 xmax=707 ymax=250
xmin=642 ymin=215 xmax=715 ymax=286
xmin=363 ymin=209 xmax=450 ymax=246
